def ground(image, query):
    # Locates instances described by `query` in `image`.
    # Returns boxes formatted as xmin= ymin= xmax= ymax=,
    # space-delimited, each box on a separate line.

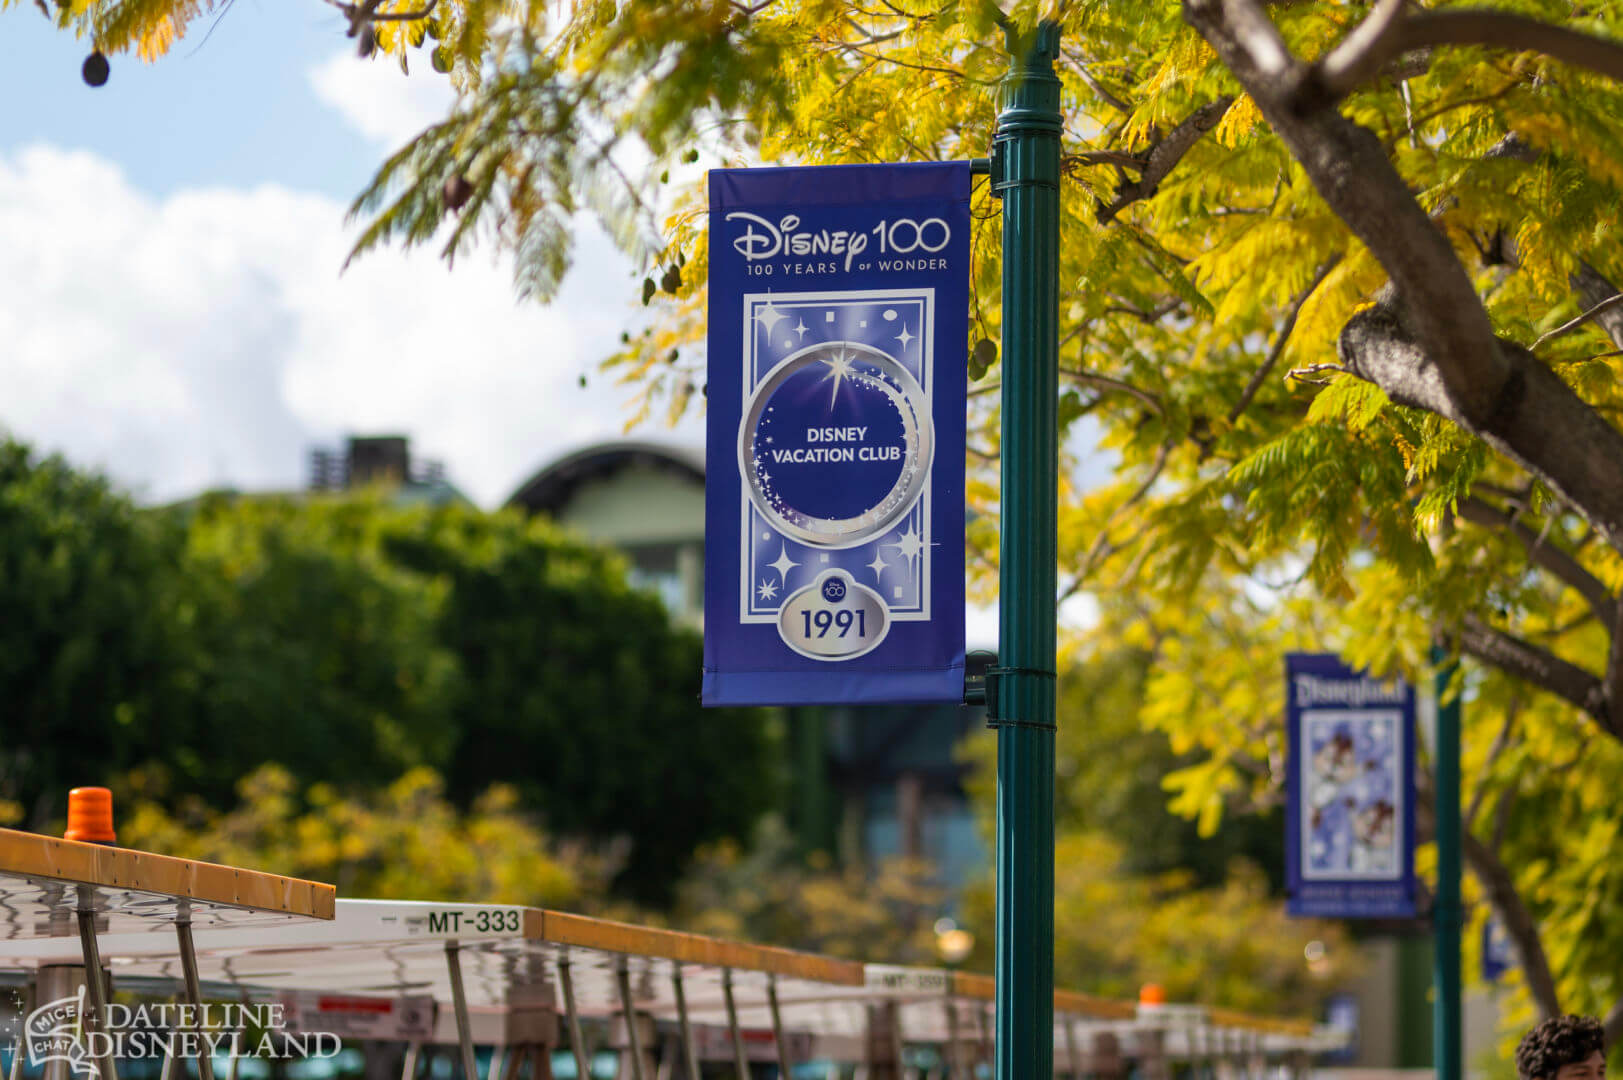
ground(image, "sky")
xmin=0 ymin=2 xmax=674 ymax=508
xmin=0 ymin=5 xmax=1101 ymax=641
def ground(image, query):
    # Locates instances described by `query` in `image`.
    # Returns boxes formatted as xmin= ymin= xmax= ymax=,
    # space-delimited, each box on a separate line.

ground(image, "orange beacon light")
xmin=65 ymin=786 xmax=116 ymax=845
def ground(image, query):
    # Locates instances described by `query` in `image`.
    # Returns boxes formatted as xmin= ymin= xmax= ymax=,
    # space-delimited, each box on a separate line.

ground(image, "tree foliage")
xmin=21 ymin=0 xmax=1623 ymax=1042
xmin=0 ymin=439 xmax=183 ymax=824
xmin=959 ymin=651 xmax=1355 ymax=1013
xmin=670 ymin=816 xmax=945 ymax=964
xmin=120 ymin=763 xmax=602 ymax=907
xmin=0 ymin=445 xmax=775 ymax=902
xmin=173 ymin=495 xmax=780 ymax=903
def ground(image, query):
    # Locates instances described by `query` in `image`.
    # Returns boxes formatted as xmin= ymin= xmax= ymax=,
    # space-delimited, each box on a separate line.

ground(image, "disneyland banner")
xmin=1285 ymin=653 xmax=1418 ymax=918
xmin=703 ymin=162 xmax=969 ymax=706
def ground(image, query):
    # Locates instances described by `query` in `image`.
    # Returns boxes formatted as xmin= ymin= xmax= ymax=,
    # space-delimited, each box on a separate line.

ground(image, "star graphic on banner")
xmin=820 ymin=347 xmax=855 ymax=411
xmin=896 ymin=324 xmax=915 ymax=349
xmin=887 ymin=524 xmax=924 ymax=564
xmin=793 ymin=319 xmax=810 ymax=341
xmin=866 ymin=549 xmax=889 ymax=582
xmin=758 ymin=579 xmax=779 ymax=600
xmin=755 ymin=301 xmax=787 ymax=339
xmin=769 ymin=544 xmax=800 ymax=581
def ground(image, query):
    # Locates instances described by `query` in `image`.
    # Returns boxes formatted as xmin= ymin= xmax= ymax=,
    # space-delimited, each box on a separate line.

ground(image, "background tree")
xmin=0 ymin=446 xmax=776 ymax=903
xmin=119 ymin=763 xmax=604 ymax=907
xmin=170 ymin=495 xmax=780 ymax=903
xmin=161 ymin=493 xmax=464 ymax=797
xmin=22 ymin=0 xmax=1623 ymax=1042
xmin=376 ymin=503 xmax=779 ymax=903
xmin=0 ymin=438 xmax=182 ymax=824
xmin=959 ymin=651 xmax=1355 ymax=1013
xmin=670 ymin=816 xmax=945 ymax=964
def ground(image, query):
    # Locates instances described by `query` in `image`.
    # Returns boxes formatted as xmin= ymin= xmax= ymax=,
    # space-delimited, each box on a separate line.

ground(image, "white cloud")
xmin=307 ymin=49 xmax=455 ymax=147
xmin=0 ymin=144 xmax=678 ymax=507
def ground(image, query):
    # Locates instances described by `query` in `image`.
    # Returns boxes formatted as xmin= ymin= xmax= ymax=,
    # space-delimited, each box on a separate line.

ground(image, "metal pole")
xmin=671 ymin=968 xmax=701 ymax=1080
xmin=402 ymin=1043 xmax=422 ymax=1080
xmin=767 ymin=976 xmax=794 ymax=1080
xmin=559 ymin=958 xmax=592 ymax=1080
xmin=227 ymin=990 xmax=249 ymax=1080
xmin=988 ymin=18 xmax=1061 ymax=1080
xmin=1433 ymin=646 xmax=1462 ymax=1080
xmin=445 ymin=943 xmax=481 ymax=1080
xmin=614 ymin=959 xmax=647 ymax=1080
xmin=1063 ymin=1019 xmax=1080 ymax=1080
xmin=721 ymin=970 xmax=748 ymax=1080
xmin=75 ymin=892 xmax=118 ymax=1080
xmin=944 ymin=1000 xmax=961 ymax=1080
xmin=176 ymin=923 xmax=218 ymax=1080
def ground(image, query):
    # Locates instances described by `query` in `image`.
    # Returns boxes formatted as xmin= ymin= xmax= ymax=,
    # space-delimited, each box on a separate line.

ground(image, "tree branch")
xmin=1191 ymin=2 xmax=1623 ymax=560
xmin=1307 ymin=7 xmax=1623 ymax=104
xmin=1064 ymin=52 xmax=1134 ymax=113
xmin=1065 ymin=441 xmax=1172 ymax=596
xmin=1229 ymin=254 xmax=1340 ymax=423
xmin=1456 ymin=496 xmax=1617 ymax=626
xmin=1059 ymin=368 xmax=1167 ymax=416
xmin=1096 ymin=97 xmax=1235 ymax=223
xmin=1064 ymin=150 xmax=1148 ymax=172
xmin=1460 ymin=827 xmax=1564 ymax=1019
xmin=1416 ymin=772 xmax=1561 ymax=1018
xmin=1316 ymin=0 xmax=1409 ymax=100
xmin=1571 ymin=263 xmax=1623 ymax=353
xmin=1463 ymin=697 xmax=1516 ymax=832
xmin=1337 ymin=296 xmax=1623 ymax=556
xmin=1606 ymin=598 xmax=1623 ymax=726
xmin=1186 ymin=0 xmax=1514 ymax=424
xmin=1460 ymin=616 xmax=1615 ymax=736
xmin=1451 ymin=154 xmax=1623 ymax=355
xmin=1400 ymin=11 xmax=1623 ymax=84
xmin=1603 ymin=998 xmax=1623 ymax=1050
xmin=1532 ymin=293 xmax=1623 ymax=351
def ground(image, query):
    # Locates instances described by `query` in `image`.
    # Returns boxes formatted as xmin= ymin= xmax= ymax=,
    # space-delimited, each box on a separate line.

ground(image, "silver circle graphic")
xmin=738 ymin=339 xmax=934 ymax=549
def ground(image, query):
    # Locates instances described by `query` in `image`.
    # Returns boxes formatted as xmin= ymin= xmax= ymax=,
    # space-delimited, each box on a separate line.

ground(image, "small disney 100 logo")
xmin=726 ymin=212 xmax=952 ymax=273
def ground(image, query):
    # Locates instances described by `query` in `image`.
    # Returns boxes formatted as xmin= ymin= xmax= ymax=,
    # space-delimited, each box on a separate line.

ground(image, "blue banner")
xmin=702 ymin=162 xmax=969 ymax=707
xmin=1482 ymin=915 xmax=1516 ymax=981
xmin=1286 ymin=653 xmax=1418 ymax=918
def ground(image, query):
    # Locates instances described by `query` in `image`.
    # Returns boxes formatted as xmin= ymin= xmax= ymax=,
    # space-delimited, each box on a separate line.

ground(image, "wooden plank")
xmin=537 ymin=912 xmax=864 ymax=986
xmin=0 ymin=828 xmax=335 ymax=921
xmin=953 ymin=974 xmax=1310 ymax=1031
xmin=950 ymin=975 xmax=1137 ymax=1020
xmin=950 ymin=972 xmax=995 ymax=1000
xmin=1052 ymin=989 xmax=1138 ymax=1021
xmin=1203 ymin=1007 xmax=1316 ymax=1038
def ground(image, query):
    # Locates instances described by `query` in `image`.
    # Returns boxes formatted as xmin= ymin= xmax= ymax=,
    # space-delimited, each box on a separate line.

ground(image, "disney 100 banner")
xmin=1285 ymin=653 xmax=1418 ymax=918
xmin=702 ymin=162 xmax=968 ymax=707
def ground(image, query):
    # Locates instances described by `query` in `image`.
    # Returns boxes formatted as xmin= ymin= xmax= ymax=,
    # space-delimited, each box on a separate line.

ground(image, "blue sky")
xmin=0 ymin=3 xmax=669 ymax=507
xmin=2 ymin=3 xmax=394 ymax=200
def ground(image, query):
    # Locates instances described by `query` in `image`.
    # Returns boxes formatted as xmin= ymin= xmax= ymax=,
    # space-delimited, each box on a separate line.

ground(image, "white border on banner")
xmin=735 ymin=287 xmax=936 ymax=627
xmin=1297 ymin=707 xmax=1407 ymax=883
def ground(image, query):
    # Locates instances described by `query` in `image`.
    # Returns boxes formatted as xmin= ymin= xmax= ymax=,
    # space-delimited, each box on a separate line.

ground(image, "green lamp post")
xmin=988 ymin=19 xmax=1062 ymax=1080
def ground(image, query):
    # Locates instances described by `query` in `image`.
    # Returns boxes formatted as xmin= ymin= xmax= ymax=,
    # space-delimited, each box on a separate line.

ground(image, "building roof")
xmin=506 ymin=440 xmax=704 ymax=516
